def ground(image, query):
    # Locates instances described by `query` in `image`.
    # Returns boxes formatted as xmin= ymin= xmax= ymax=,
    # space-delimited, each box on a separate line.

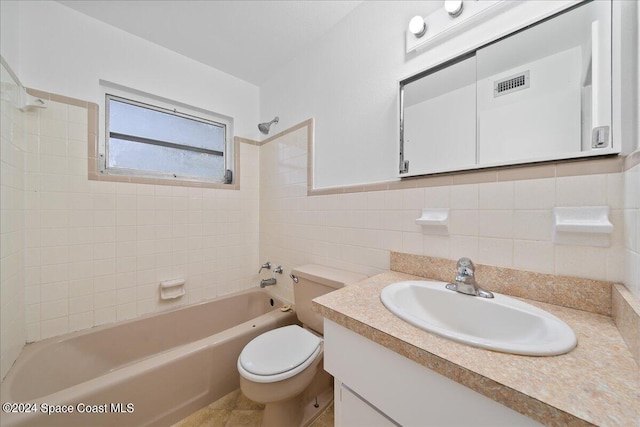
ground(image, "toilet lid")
xmin=239 ymin=325 xmax=321 ymax=376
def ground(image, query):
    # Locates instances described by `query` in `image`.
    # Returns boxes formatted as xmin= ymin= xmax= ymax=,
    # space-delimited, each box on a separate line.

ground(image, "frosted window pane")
xmin=109 ymin=99 xmax=225 ymax=152
xmin=109 ymin=139 xmax=224 ymax=179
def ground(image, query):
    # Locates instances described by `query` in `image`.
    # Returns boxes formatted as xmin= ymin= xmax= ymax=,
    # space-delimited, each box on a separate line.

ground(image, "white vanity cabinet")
xmin=324 ymin=319 xmax=542 ymax=427
xmin=338 ymin=383 xmax=396 ymax=427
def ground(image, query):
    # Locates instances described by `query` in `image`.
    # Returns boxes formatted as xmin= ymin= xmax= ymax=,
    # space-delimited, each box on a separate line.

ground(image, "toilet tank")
xmin=292 ymin=264 xmax=367 ymax=335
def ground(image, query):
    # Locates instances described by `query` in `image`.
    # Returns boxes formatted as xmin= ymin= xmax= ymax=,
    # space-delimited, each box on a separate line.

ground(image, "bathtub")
xmin=0 ymin=288 xmax=296 ymax=427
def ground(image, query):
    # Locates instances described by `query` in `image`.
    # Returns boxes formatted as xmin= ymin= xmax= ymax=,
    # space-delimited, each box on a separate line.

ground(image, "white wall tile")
xmin=513 ymin=240 xmax=554 ymax=274
xmin=423 ymin=186 xmax=450 ymax=209
xmin=555 ymin=245 xmax=607 ymax=280
xmin=402 ymin=188 xmax=425 ymax=210
xmin=41 ymin=282 xmax=68 ymax=302
xmin=40 ymin=317 xmax=68 ymax=339
xmin=622 ymin=163 xmax=640 ymax=298
xmin=69 ymin=227 xmax=93 ymax=245
xmin=40 ymin=210 xmax=69 ymax=228
xmin=479 ymin=181 xmax=514 ymax=210
xmin=69 ymin=279 xmax=94 ymax=297
xmin=41 ymin=299 xmax=68 ymax=320
xmin=625 ymin=250 xmax=640 ymax=298
xmin=94 ymin=307 xmax=116 ymax=326
xmin=5 ymin=95 xmax=637 ymax=359
xmin=69 ymin=261 xmax=93 ymax=280
xmin=450 ymin=184 xmax=478 ymax=210
xmin=383 ymin=230 xmax=403 ymax=252
xmin=68 ymin=105 xmax=88 ymax=125
xmin=623 ymin=166 xmax=639 ymax=209
xmin=40 ymin=264 xmax=68 ymax=284
xmin=449 ymin=210 xmax=479 ymax=236
xmin=450 ymin=236 xmax=479 ymax=261
xmin=402 ymin=232 xmax=423 ymax=255
xmin=117 ymin=303 xmax=137 ymax=321
xmin=40 ymin=101 xmax=67 ymax=121
xmin=478 ymin=238 xmax=513 ymax=268
xmin=366 ymin=191 xmax=386 ymax=210
xmin=513 ymin=211 xmax=552 ymax=241
xmin=607 ymin=173 xmax=624 ymax=209
xmin=384 ymin=190 xmax=403 ymax=210
xmin=40 ymin=227 xmax=69 ymax=247
xmin=69 ymin=295 xmax=94 ymax=314
xmin=26 ymin=324 xmax=41 ymax=343
xmin=94 ymin=291 xmax=117 ymax=310
xmin=69 ymin=312 xmax=94 ymax=332
xmin=26 ymin=304 xmax=40 ymax=324
xmin=24 ymin=286 xmax=42 ymax=304
xmin=402 ymin=211 xmax=423 ymax=233
xmin=478 ymin=211 xmax=513 ymax=239
xmin=556 ymin=175 xmax=608 ymax=207
xmin=93 ymin=274 xmax=116 ymax=293
xmin=40 ymin=246 xmax=69 ymax=265
xmin=423 ymin=235 xmax=450 ymax=259
xmin=605 ymin=246 xmax=626 ymax=283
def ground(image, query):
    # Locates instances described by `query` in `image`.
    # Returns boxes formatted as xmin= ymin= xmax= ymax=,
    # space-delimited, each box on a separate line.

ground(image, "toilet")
xmin=238 ymin=264 xmax=367 ymax=427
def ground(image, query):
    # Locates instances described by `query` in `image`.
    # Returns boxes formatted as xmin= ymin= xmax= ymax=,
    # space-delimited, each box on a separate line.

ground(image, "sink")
xmin=380 ymin=281 xmax=577 ymax=356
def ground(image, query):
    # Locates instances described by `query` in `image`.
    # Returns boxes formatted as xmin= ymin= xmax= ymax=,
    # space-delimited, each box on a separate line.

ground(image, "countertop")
xmin=313 ymin=271 xmax=640 ymax=427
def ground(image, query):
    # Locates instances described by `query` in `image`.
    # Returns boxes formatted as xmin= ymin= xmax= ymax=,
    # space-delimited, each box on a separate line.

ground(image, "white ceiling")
xmin=57 ymin=0 xmax=362 ymax=86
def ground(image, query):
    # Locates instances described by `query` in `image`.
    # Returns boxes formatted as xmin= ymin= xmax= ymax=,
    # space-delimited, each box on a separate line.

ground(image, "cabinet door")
xmin=340 ymin=384 xmax=397 ymax=427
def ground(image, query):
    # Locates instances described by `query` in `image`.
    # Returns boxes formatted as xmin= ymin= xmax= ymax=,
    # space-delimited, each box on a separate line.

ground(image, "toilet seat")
xmin=238 ymin=325 xmax=322 ymax=383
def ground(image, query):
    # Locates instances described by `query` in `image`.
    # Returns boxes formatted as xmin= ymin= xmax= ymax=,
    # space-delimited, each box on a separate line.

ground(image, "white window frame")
xmin=98 ymin=81 xmax=234 ymax=185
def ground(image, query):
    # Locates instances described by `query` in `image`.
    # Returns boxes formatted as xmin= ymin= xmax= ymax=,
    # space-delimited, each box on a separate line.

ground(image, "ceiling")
xmin=57 ymin=0 xmax=362 ymax=86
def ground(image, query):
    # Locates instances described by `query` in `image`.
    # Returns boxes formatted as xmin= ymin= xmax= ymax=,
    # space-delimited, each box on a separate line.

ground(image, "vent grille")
xmin=493 ymin=71 xmax=530 ymax=97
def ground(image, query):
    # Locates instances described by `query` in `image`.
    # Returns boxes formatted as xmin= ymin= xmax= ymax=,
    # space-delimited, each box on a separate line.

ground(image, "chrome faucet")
xmin=259 ymin=264 xmax=282 ymax=287
xmin=260 ymin=277 xmax=277 ymax=288
xmin=258 ymin=262 xmax=271 ymax=274
xmin=445 ymin=258 xmax=494 ymax=298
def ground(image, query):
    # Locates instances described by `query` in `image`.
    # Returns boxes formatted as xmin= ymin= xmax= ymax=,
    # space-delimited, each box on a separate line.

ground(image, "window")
xmin=101 ymin=93 xmax=233 ymax=184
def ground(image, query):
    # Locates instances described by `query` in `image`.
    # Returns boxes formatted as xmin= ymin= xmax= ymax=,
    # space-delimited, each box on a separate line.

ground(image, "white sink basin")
xmin=380 ymin=281 xmax=577 ymax=356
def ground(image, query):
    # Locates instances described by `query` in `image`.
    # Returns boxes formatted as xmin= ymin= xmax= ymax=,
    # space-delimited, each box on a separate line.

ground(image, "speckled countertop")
xmin=313 ymin=271 xmax=640 ymax=427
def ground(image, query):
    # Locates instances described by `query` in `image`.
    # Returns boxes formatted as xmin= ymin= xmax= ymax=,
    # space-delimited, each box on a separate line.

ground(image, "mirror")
xmin=399 ymin=0 xmax=615 ymax=177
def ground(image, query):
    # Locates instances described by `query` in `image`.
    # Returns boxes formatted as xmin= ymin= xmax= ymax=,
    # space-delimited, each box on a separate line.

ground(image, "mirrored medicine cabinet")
xmin=399 ymin=0 xmax=616 ymax=178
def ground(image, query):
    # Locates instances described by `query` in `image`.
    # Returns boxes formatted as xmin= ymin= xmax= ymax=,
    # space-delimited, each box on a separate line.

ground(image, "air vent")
xmin=493 ymin=71 xmax=530 ymax=97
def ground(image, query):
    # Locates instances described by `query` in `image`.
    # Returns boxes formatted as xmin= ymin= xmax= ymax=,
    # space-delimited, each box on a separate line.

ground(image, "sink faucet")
xmin=445 ymin=258 xmax=494 ymax=298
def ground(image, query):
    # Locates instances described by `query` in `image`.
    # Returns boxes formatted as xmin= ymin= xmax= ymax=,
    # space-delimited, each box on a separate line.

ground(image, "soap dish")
xmin=415 ymin=208 xmax=449 ymax=235
xmin=552 ymin=206 xmax=613 ymax=247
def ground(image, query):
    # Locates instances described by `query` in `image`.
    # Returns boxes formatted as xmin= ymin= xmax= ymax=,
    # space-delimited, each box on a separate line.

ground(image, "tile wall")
xmin=623 ymin=160 xmax=640 ymax=297
xmin=0 ymin=67 xmax=26 ymax=379
xmin=22 ymin=98 xmax=261 ymax=343
xmin=259 ymin=123 xmax=637 ymax=303
xmin=2 ymin=96 xmax=637 ymax=379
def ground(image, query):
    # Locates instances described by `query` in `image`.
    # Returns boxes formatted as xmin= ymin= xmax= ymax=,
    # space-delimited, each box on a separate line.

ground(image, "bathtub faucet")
xmin=258 ymin=262 xmax=271 ymax=274
xmin=260 ymin=277 xmax=277 ymax=288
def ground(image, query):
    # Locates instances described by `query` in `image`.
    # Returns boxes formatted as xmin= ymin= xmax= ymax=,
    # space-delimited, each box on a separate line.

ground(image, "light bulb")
xmin=409 ymin=15 xmax=427 ymax=38
xmin=444 ymin=0 xmax=464 ymax=17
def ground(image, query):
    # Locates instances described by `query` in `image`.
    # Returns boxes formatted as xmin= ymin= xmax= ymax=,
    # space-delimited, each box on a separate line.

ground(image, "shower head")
xmin=258 ymin=116 xmax=279 ymax=135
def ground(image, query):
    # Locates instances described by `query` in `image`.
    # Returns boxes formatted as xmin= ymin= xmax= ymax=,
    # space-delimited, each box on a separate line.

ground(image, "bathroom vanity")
xmin=313 ymin=267 xmax=639 ymax=426
xmin=324 ymin=319 xmax=541 ymax=426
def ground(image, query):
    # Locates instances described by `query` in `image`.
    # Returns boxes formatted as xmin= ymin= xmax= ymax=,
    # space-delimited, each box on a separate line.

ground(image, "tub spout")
xmin=260 ymin=277 xmax=277 ymax=288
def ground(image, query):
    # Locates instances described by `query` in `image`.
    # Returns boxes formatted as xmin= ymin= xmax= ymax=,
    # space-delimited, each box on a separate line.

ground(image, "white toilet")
xmin=238 ymin=264 xmax=366 ymax=427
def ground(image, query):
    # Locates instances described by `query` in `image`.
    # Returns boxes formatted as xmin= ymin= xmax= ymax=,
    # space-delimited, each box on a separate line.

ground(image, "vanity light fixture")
xmin=445 ymin=0 xmax=464 ymax=18
xmin=409 ymin=15 xmax=427 ymax=38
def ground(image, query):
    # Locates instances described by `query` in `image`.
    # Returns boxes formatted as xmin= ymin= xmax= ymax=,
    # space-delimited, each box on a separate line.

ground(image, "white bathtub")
xmin=0 ymin=288 xmax=296 ymax=426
